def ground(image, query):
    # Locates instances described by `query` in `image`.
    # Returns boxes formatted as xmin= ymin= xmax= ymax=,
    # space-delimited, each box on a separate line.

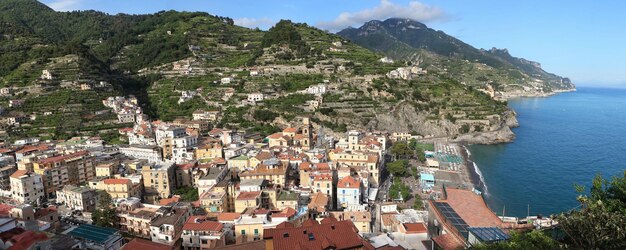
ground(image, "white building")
xmin=119 ymin=145 xmax=163 ymax=162
xmin=306 ymin=84 xmax=327 ymax=95
xmin=156 ymin=126 xmax=186 ymax=146
xmin=247 ymin=93 xmax=264 ymax=103
xmin=10 ymin=170 xmax=45 ymax=205
xmin=41 ymin=70 xmax=53 ymax=80
xmin=55 ymin=185 xmax=99 ymax=212
xmin=337 ymin=176 xmax=362 ymax=208
xmin=173 ymin=136 xmax=198 ymax=148
xmin=117 ymin=112 xmax=135 ymax=123
xmin=220 ymin=77 xmax=233 ymax=84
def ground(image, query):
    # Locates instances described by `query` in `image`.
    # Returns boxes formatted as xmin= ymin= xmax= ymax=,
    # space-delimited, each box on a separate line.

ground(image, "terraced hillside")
xmin=0 ymin=1 xmax=516 ymax=144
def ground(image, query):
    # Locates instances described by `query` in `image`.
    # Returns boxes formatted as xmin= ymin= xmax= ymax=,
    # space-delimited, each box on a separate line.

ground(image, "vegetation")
xmin=390 ymin=141 xmax=413 ymax=159
xmin=389 ymin=178 xmax=410 ymax=201
xmin=173 ymin=186 xmax=199 ymax=201
xmin=91 ymin=191 xmax=119 ymax=228
xmin=386 ymin=160 xmax=409 ymax=177
xmin=470 ymin=230 xmax=560 ymax=250
xmin=555 ymin=172 xmax=626 ymax=249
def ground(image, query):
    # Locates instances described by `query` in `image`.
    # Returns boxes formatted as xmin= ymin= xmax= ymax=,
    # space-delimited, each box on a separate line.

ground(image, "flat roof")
xmin=421 ymin=173 xmax=435 ymax=181
xmin=67 ymin=224 xmax=119 ymax=244
xmin=468 ymin=227 xmax=510 ymax=242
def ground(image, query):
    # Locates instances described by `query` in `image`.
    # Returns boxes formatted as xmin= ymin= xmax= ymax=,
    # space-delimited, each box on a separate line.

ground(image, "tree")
xmin=555 ymin=172 xmax=626 ymax=249
xmin=174 ymin=186 xmax=199 ymax=201
xmin=386 ymin=160 xmax=408 ymax=177
xmin=470 ymin=230 xmax=560 ymax=250
xmin=91 ymin=191 xmax=118 ymax=228
xmin=389 ymin=178 xmax=410 ymax=201
xmin=253 ymin=109 xmax=278 ymax=122
xmin=390 ymin=142 xmax=413 ymax=159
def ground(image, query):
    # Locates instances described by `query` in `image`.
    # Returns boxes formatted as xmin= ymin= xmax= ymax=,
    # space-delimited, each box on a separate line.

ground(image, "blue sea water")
xmin=468 ymin=87 xmax=626 ymax=217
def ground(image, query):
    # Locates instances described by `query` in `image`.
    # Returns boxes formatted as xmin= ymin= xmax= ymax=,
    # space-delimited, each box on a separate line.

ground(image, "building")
xmin=56 ymin=185 xmax=99 ymax=211
xmin=91 ymin=178 xmax=142 ymax=199
xmin=197 ymin=166 xmax=228 ymax=195
xmin=199 ymin=188 xmax=227 ymax=213
xmin=263 ymin=218 xmax=372 ymax=250
xmin=67 ymin=224 xmax=124 ymax=250
xmin=0 ymin=166 xmax=16 ymax=191
xmin=195 ymin=143 xmax=223 ymax=163
xmin=329 ymin=211 xmax=372 ymax=233
xmin=181 ymin=216 xmax=226 ymax=249
xmin=337 ymin=176 xmax=362 ymax=208
xmin=276 ymin=191 xmax=299 ymax=211
xmin=122 ymin=238 xmax=174 ymax=250
xmin=9 ymin=170 xmax=44 ymax=205
xmin=140 ymin=162 xmax=176 ymax=201
xmin=308 ymin=192 xmax=330 ymax=215
xmin=239 ymin=165 xmax=288 ymax=187
xmin=150 ymin=204 xmax=192 ymax=246
xmin=95 ymin=162 xmax=119 ymax=177
xmin=247 ymin=93 xmax=264 ymax=103
xmin=234 ymin=191 xmax=261 ymax=213
xmin=33 ymin=151 xmax=95 ymax=198
xmin=428 ymin=187 xmax=524 ymax=249
xmin=119 ymin=145 xmax=163 ymax=163
xmin=117 ymin=198 xmax=161 ymax=239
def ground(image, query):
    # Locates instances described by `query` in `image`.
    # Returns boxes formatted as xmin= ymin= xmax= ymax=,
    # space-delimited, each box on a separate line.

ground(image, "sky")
xmin=40 ymin=0 xmax=626 ymax=87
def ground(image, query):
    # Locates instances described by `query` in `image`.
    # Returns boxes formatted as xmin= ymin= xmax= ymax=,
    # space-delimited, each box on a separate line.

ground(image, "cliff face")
xmin=365 ymin=102 xmax=519 ymax=144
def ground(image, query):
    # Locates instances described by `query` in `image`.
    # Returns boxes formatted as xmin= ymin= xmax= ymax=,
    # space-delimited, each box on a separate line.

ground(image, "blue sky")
xmin=40 ymin=0 xmax=626 ymax=87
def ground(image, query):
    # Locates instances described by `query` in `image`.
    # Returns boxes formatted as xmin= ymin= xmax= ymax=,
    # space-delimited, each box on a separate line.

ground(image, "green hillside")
xmin=0 ymin=1 xmax=511 ymax=143
xmin=338 ymin=18 xmax=575 ymax=94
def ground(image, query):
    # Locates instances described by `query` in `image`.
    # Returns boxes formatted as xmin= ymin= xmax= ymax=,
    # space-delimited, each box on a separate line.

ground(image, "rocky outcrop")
xmin=367 ymin=102 xmax=457 ymax=137
xmin=453 ymin=125 xmax=516 ymax=144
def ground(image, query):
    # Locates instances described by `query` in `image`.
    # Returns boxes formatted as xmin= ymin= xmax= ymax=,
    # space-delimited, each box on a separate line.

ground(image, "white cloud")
xmin=46 ymin=0 xmax=82 ymax=11
xmin=234 ymin=17 xmax=275 ymax=30
xmin=317 ymin=0 xmax=445 ymax=32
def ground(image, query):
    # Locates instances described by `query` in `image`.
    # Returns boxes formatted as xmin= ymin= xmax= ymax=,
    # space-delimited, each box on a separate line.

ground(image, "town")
xmin=0 ymin=94 xmax=558 ymax=250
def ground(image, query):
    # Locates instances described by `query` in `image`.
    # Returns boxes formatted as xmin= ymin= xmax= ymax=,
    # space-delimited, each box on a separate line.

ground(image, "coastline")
xmin=459 ymin=144 xmax=487 ymax=195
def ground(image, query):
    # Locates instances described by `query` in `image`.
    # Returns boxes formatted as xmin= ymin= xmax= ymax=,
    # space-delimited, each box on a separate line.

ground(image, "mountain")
xmin=338 ymin=18 xmax=575 ymax=97
xmin=0 ymin=1 xmax=515 ymax=144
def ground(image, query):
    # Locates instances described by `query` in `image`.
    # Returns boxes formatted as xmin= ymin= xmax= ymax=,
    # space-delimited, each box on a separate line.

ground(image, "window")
xmin=254 ymin=229 xmax=259 ymax=235
xmin=241 ymin=229 xmax=246 ymax=235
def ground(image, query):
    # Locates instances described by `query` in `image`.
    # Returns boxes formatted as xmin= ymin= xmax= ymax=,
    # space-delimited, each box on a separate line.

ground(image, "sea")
xmin=467 ymin=87 xmax=626 ymax=217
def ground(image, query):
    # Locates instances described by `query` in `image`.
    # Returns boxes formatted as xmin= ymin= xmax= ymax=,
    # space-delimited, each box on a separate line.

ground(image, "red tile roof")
xmin=267 ymin=133 xmax=284 ymax=139
xmin=432 ymin=234 xmax=464 ymax=250
xmin=6 ymin=230 xmax=48 ymax=250
xmin=9 ymin=170 xmax=27 ymax=178
xmin=337 ymin=176 xmax=360 ymax=189
xmin=122 ymin=238 xmax=173 ymax=250
xmin=282 ymin=127 xmax=297 ymax=133
xmin=217 ymin=212 xmax=241 ymax=222
xmin=183 ymin=216 xmax=224 ymax=231
xmin=236 ymin=191 xmax=261 ymax=200
xmin=403 ymin=223 xmax=427 ymax=234
xmin=37 ymin=151 xmax=89 ymax=164
xmin=159 ymin=196 xmax=180 ymax=205
xmin=103 ymin=178 xmax=131 ymax=185
xmin=0 ymin=203 xmax=15 ymax=216
xmin=15 ymin=144 xmax=50 ymax=154
xmin=441 ymin=188 xmax=504 ymax=228
xmin=264 ymin=219 xmax=368 ymax=250
xmin=272 ymin=207 xmax=296 ymax=218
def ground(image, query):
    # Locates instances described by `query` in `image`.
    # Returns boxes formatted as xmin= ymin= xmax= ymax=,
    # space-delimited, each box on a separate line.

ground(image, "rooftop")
xmin=263 ymin=219 xmax=368 ymax=250
xmin=236 ymin=191 xmax=261 ymax=200
xmin=337 ymin=176 xmax=361 ymax=189
xmin=277 ymin=191 xmax=299 ymax=201
xmin=183 ymin=216 xmax=224 ymax=232
xmin=122 ymin=238 xmax=173 ymax=250
xmin=67 ymin=224 xmax=119 ymax=244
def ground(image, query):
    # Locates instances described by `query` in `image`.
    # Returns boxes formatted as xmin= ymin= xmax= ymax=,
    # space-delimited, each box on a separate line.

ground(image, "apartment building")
xmin=9 ymin=170 xmax=44 ymax=204
xmin=33 ymin=151 xmax=95 ymax=198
